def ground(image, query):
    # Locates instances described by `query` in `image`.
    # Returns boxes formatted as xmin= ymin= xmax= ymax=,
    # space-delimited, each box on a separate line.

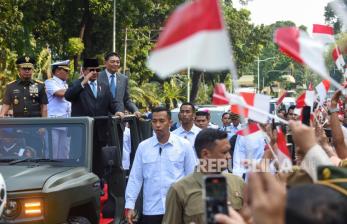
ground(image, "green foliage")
xmin=324 ymin=1 xmax=347 ymax=33
xmin=0 ymin=0 xmax=320 ymax=107
xmin=67 ymin=38 xmax=85 ymax=56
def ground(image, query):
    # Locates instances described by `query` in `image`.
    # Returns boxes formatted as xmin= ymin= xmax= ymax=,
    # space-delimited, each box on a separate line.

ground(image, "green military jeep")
xmin=0 ymin=116 xmax=152 ymax=224
xmin=0 ymin=117 xmax=100 ymax=223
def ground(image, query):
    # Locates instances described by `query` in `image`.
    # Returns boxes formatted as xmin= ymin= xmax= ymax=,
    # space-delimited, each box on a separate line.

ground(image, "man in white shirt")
xmin=172 ymin=102 xmax=201 ymax=147
xmin=45 ymin=60 xmax=71 ymax=159
xmin=229 ymin=113 xmax=242 ymax=136
xmin=232 ymin=120 xmax=265 ymax=179
xmin=125 ymin=107 xmax=196 ymax=224
xmin=195 ymin=110 xmax=219 ymax=129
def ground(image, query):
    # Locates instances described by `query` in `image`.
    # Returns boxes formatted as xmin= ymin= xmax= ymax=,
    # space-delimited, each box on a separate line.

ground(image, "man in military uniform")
xmin=0 ymin=56 xmax=48 ymax=117
xmin=45 ymin=60 xmax=71 ymax=159
xmin=163 ymin=128 xmax=245 ymax=224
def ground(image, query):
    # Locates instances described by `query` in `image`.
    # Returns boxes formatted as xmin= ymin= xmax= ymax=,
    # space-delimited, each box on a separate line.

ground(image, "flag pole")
xmin=187 ymin=67 xmax=191 ymax=102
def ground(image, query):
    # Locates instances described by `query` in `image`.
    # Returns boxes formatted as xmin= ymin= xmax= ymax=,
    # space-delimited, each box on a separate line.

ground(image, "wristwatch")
xmin=328 ymin=107 xmax=339 ymax=115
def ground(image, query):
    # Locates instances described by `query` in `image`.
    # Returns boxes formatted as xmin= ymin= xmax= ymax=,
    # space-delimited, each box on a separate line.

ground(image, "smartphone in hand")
xmin=302 ymin=106 xmax=311 ymax=126
xmin=203 ymin=175 xmax=228 ymax=224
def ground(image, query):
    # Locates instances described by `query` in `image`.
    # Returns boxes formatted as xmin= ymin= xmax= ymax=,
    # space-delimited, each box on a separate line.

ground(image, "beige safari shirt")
xmin=163 ymin=172 xmax=244 ymax=224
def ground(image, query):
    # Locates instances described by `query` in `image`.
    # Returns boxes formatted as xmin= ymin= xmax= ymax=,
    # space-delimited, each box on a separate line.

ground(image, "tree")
xmin=67 ymin=37 xmax=85 ymax=73
xmin=324 ymin=0 xmax=347 ymax=33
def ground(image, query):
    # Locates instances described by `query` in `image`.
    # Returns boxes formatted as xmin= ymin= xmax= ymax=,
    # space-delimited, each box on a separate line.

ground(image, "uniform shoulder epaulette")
xmin=34 ymin=79 xmax=44 ymax=84
xmin=7 ymin=80 xmax=16 ymax=85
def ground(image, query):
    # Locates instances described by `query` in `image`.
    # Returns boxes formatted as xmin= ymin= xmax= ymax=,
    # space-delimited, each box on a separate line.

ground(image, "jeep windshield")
xmin=0 ymin=117 xmax=93 ymax=168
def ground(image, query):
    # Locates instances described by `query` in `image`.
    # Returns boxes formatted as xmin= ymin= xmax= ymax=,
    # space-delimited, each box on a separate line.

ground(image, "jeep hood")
xmin=0 ymin=165 xmax=73 ymax=192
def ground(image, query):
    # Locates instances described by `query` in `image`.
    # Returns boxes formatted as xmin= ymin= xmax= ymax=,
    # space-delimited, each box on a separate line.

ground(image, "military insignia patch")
xmin=25 ymin=56 xmax=30 ymax=62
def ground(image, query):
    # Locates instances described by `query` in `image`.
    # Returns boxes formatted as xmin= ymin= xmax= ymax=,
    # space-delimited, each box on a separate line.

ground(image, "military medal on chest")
xmin=13 ymin=96 xmax=19 ymax=105
xmin=29 ymin=83 xmax=39 ymax=97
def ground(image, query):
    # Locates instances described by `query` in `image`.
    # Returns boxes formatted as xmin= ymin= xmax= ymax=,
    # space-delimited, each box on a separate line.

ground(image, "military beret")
xmin=16 ymin=56 xmax=35 ymax=69
xmin=339 ymin=159 xmax=347 ymax=168
xmin=52 ymin=60 xmax=70 ymax=71
xmin=83 ymin=58 xmax=99 ymax=68
xmin=317 ymin=166 xmax=347 ymax=196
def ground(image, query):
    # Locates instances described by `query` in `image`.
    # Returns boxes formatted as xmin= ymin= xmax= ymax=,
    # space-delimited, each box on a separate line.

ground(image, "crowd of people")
xmin=1 ymin=53 xmax=347 ymax=224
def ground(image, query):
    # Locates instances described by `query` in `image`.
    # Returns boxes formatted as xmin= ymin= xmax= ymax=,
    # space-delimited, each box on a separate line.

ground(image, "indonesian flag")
xmin=332 ymin=46 xmax=345 ymax=72
xmin=147 ymin=0 xmax=233 ymax=78
xmin=212 ymin=83 xmax=229 ymax=105
xmin=315 ymin=80 xmax=330 ymax=105
xmin=312 ymin=24 xmax=335 ymax=45
xmin=274 ymin=27 xmax=329 ymax=80
xmin=276 ymin=126 xmax=292 ymax=170
xmin=236 ymin=122 xmax=262 ymax=137
xmin=276 ymin=91 xmax=287 ymax=106
xmin=230 ymin=92 xmax=271 ymax=123
xmin=296 ymin=91 xmax=315 ymax=108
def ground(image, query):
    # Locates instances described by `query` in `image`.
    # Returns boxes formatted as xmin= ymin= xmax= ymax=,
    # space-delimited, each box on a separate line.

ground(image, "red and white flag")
xmin=212 ymin=83 xmax=229 ymax=105
xmin=236 ymin=122 xmax=263 ymax=138
xmin=276 ymin=91 xmax=287 ymax=106
xmin=296 ymin=91 xmax=315 ymax=108
xmin=274 ymin=27 xmax=329 ymax=81
xmin=315 ymin=80 xmax=330 ymax=105
xmin=312 ymin=24 xmax=335 ymax=45
xmin=147 ymin=0 xmax=232 ymax=78
xmin=276 ymin=126 xmax=292 ymax=170
xmin=332 ymin=46 xmax=345 ymax=72
xmin=230 ymin=92 xmax=271 ymax=123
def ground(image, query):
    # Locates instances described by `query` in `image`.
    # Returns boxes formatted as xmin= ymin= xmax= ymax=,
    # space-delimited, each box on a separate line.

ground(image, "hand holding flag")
xmin=274 ymin=27 xmax=343 ymax=91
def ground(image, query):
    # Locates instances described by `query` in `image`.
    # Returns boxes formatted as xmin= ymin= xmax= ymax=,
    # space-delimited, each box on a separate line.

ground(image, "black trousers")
xmin=140 ymin=215 xmax=164 ymax=224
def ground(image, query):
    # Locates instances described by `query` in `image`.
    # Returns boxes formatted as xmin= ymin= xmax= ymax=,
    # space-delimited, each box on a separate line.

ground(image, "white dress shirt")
xmin=45 ymin=76 xmax=71 ymax=117
xmin=125 ymin=133 xmax=197 ymax=215
xmin=172 ymin=124 xmax=201 ymax=147
xmin=122 ymin=127 xmax=131 ymax=170
xmin=232 ymin=133 xmax=265 ymax=177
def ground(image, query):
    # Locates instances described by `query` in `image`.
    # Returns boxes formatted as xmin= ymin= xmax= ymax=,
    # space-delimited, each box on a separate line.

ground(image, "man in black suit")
xmin=65 ymin=58 xmax=121 ymax=178
xmin=98 ymin=52 xmax=141 ymax=118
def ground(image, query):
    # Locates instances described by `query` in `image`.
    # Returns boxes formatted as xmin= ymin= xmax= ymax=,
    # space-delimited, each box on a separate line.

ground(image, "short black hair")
xmin=180 ymin=102 xmax=196 ymax=113
xmin=196 ymin=111 xmax=209 ymax=118
xmin=151 ymin=106 xmax=171 ymax=119
xmin=222 ymin=112 xmax=230 ymax=118
xmin=104 ymin=52 xmax=120 ymax=61
xmin=194 ymin=128 xmax=228 ymax=158
xmin=288 ymin=105 xmax=296 ymax=113
xmin=286 ymin=184 xmax=347 ymax=224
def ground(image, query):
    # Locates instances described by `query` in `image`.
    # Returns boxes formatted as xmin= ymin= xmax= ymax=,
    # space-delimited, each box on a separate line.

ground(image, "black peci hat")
xmin=83 ymin=58 xmax=99 ymax=68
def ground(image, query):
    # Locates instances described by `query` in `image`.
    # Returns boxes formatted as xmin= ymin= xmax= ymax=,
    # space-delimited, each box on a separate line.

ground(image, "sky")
xmin=234 ymin=0 xmax=332 ymax=32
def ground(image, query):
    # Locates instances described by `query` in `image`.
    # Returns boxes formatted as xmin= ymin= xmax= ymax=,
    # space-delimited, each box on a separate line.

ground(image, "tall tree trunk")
xmin=190 ymin=71 xmax=203 ymax=103
xmin=74 ymin=0 xmax=91 ymax=72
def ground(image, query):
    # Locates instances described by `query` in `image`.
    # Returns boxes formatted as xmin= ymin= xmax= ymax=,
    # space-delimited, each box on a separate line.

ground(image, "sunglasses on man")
xmin=88 ymin=68 xmax=100 ymax=72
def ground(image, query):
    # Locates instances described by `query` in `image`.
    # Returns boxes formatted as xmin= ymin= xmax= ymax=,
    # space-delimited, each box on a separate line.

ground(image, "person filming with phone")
xmin=163 ymin=128 xmax=245 ymax=224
